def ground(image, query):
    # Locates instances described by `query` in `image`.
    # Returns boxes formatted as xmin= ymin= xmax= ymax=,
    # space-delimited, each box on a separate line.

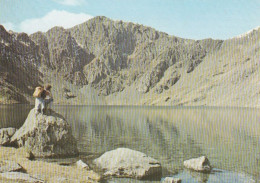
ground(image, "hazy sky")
xmin=0 ymin=0 xmax=259 ymax=39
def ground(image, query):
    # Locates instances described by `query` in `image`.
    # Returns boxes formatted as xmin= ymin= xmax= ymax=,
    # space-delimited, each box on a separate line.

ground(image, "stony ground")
xmin=0 ymin=146 xmax=101 ymax=183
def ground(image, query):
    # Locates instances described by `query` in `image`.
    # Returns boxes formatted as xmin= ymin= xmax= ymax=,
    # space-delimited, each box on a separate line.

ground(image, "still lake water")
xmin=0 ymin=105 xmax=259 ymax=183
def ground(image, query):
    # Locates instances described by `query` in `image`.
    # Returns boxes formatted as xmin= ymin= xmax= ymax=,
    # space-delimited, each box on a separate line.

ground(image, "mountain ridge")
xmin=0 ymin=16 xmax=259 ymax=107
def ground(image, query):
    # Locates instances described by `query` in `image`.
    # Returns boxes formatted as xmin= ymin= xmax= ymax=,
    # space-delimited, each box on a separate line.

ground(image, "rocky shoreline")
xmin=0 ymin=146 xmax=101 ymax=182
xmin=1 ymin=108 xmax=253 ymax=183
xmin=0 ymin=109 xmax=207 ymax=182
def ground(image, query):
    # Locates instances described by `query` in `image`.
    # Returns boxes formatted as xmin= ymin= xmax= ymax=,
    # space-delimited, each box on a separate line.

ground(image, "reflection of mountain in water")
xmin=0 ymin=104 xmax=32 ymax=128
xmin=52 ymin=106 xmax=259 ymax=181
xmin=55 ymin=106 xmax=204 ymax=173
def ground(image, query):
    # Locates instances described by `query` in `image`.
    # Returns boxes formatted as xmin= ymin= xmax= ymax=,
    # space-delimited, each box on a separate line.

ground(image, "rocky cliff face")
xmin=0 ymin=25 xmax=42 ymax=104
xmin=0 ymin=16 xmax=259 ymax=107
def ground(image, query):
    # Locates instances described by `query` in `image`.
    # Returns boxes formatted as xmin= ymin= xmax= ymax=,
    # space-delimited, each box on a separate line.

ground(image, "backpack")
xmin=33 ymin=87 xmax=44 ymax=98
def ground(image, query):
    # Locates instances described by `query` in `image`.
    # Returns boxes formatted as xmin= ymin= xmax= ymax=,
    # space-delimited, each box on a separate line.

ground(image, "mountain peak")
xmin=46 ymin=26 xmax=66 ymax=33
xmin=233 ymin=26 xmax=260 ymax=39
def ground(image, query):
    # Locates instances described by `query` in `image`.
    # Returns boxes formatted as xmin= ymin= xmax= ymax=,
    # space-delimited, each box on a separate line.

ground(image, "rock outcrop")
xmin=183 ymin=156 xmax=212 ymax=173
xmin=11 ymin=109 xmax=78 ymax=158
xmin=0 ymin=128 xmax=16 ymax=146
xmin=93 ymin=148 xmax=162 ymax=179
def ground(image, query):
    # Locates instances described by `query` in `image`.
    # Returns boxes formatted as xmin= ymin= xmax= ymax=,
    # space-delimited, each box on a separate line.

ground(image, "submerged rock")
xmin=10 ymin=109 xmax=78 ymax=158
xmin=93 ymin=148 xmax=162 ymax=179
xmin=162 ymin=177 xmax=182 ymax=183
xmin=183 ymin=156 xmax=212 ymax=173
xmin=0 ymin=128 xmax=16 ymax=146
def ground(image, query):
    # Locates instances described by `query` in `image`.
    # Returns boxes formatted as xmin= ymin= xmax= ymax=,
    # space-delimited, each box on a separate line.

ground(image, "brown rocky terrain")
xmin=0 ymin=16 xmax=259 ymax=107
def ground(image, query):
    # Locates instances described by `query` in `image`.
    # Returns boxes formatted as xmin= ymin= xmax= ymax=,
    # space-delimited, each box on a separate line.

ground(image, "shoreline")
xmin=0 ymin=103 xmax=259 ymax=109
xmin=0 ymin=146 xmax=257 ymax=183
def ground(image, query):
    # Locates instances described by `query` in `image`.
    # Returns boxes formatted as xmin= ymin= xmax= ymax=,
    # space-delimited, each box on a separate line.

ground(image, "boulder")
xmin=0 ymin=128 xmax=16 ymax=146
xmin=11 ymin=109 xmax=78 ymax=158
xmin=76 ymin=160 xmax=89 ymax=170
xmin=183 ymin=156 xmax=212 ymax=173
xmin=0 ymin=160 xmax=23 ymax=173
xmin=163 ymin=177 xmax=182 ymax=183
xmin=93 ymin=148 xmax=162 ymax=179
xmin=0 ymin=172 xmax=43 ymax=182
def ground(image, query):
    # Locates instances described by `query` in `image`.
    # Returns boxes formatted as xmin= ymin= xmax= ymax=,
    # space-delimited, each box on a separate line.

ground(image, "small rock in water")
xmin=0 ymin=172 xmax=43 ymax=182
xmin=0 ymin=160 xmax=23 ymax=173
xmin=93 ymin=148 xmax=162 ymax=179
xmin=163 ymin=177 xmax=182 ymax=183
xmin=183 ymin=156 xmax=212 ymax=173
xmin=0 ymin=128 xmax=16 ymax=146
xmin=76 ymin=160 xmax=90 ymax=170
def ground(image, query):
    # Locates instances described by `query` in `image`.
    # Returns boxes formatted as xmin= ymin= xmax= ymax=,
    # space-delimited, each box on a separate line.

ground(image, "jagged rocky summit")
xmin=0 ymin=16 xmax=259 ymax=107
xmin=10 ymin=109 xmax=78 ymax=158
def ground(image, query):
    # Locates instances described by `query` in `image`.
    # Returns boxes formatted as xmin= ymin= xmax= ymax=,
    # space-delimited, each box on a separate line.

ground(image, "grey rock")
xmin=11 ymin=109 xmax=78 ymax=158
xmin=0 ymin=172 xmax=43 ymax=182
xmin=93 ymin=148 xmax=162 ymax=179
xmin=155 ymin=85 xmax=163 ymax=94
xmin=163 ymin=177 xmax=182 ymax=183
xmin=76 ymin=160 xmax=89 ymax=170
xmin=183 ymin=156 xmax=212 ymax=172
xmin=0 ymin=128 xmax=16 ymax=146
xmin=0 ymin=160 xmax=23 ymax=173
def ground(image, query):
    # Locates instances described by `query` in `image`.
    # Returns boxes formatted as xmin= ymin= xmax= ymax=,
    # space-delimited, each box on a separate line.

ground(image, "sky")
xmin=0 ymin=0 xmax=259 ymax=40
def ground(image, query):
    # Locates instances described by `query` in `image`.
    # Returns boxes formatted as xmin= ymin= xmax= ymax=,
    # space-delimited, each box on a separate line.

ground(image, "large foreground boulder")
xmin=11 ymin=109 xmax=78 ymax=158
xmin=183 ymin=156 xmax=212 ymax=173
xmin=93 ymin=148 xmax=162 ymax=179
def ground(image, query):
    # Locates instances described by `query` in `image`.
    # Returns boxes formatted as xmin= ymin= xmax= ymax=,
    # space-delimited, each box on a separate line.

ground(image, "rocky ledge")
xmin=10 ymin=109 xmax=79 ymax=158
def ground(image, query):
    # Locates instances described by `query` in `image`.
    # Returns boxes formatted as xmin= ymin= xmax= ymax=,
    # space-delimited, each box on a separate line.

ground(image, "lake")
xmin=0 ymin=105 xmax=259 ymax=183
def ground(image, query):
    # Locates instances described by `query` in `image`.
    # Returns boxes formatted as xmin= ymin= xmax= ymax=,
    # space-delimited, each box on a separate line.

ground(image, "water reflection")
xmin=0 ymin=104 xmax=32 ymax=128
xmin=0 ymin=105 xmax=259 ymax=182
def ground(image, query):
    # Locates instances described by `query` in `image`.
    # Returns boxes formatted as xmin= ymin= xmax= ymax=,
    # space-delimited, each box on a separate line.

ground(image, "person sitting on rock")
xmin=44 ymin=84 xmax=53 ymax=114
xmin=33 ymin=86 xmax=45 ymax=114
